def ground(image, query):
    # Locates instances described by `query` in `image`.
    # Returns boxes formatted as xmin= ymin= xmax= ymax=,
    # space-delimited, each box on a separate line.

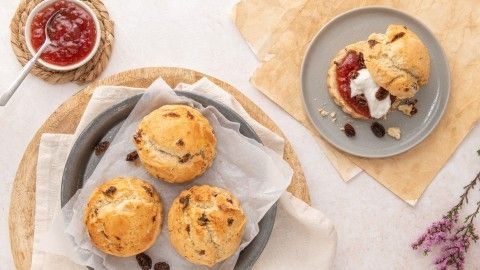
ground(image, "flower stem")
xmin=457 ymin=200 xmax=480 ymax=244
xmin=446 ymin=172 xmax=480 ymax=220
xmin=464 ymin=201 xmax=480 ymax=226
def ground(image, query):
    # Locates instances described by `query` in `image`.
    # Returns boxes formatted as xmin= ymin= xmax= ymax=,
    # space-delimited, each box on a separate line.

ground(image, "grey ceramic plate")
xmin=61 ymin=91 xmax=276 ymax=270
xmin=301 ymin=7 xmax=450 ymax=158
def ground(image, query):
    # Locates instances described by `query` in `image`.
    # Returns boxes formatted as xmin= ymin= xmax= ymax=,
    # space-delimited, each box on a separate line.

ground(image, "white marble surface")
xmin=0 ymin=1 xmax=479 ymax=269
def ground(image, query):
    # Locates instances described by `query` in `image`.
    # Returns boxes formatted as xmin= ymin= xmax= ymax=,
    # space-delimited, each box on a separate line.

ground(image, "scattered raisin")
xmin=368 ymin=39 xmax=379 ymax=48
xmin=375 ymin=87 xmax=389 ymax=100
xmin=103 ymin=186 xmax=116 ymax=197
xmin=152 ymin=215 xmax=156 ymax=222
xmin=390 ymin=32 xmax=405 ymax=43
xmin=176 ymin=139 xmax=184 ymax=146
xmin=198 ymin=250 xmax=205 ymax=255
xmin=344 ymin=124 xmax=356 ymax=137
xmin=179 ymin=195 xmax=190 ymax=210
xmin=126 ymin=150 xmax=139 ymax=161
xmin=164 ymin=112 xmax=180 ymax=117
xmin=198 ymin=213 xmax=209 ymax=226
xmin=186 ymin=224 xmax=190 ymax=233
xmin=136 ymin=253 xmax=152 ymax=270
xmin=178 ymin=153 xmax=191 ymax=163
xmin=186 ymin=111 xmax=194 ymax=119
xmin=410 ymin=106 xmax=418 ymax=115
xmin=154 ymin=262 xmax=170 ymax=270
xmin=227 ymin=198 xmax=233 ymax=204
xmin=227 ymin=218 xmax=234 ymax=226
xmin=94 ymin=141 xmax=110 ymax=156
xmin=371 ymin=122 xmax=386 ymax=138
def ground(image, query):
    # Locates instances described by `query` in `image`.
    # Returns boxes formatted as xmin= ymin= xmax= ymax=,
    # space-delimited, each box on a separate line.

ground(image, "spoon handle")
xmin=0 ymin=41 xmax=50 ymax=106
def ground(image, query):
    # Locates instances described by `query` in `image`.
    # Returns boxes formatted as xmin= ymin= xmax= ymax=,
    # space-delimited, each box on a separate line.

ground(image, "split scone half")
xmin=327 ymin=25 xmax=430 ymax=119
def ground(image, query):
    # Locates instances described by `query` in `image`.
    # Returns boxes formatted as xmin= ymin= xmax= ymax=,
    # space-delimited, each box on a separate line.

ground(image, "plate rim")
xmin=61 ymin=91 xmax=277 ymax=270
xmin=300 ymin=5 xmax=451 ymax=158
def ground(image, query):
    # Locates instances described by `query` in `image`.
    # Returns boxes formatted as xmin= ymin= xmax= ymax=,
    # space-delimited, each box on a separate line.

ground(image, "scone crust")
xmin=365 ymin=25 xmax=430 ymax=99
xmin=84 ymin=177 xmax=163 ymax=257
xmin=327 ymin=41 xmax=370 ymax=119
xmin=134 ymin=105 xmax=217 ymax=183
xmin=168 ymin=185 xmax=246 ymax=267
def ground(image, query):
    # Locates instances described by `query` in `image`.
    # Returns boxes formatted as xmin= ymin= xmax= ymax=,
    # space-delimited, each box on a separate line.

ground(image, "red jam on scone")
xmin=335 ymin=50 xmax=370 ymax=118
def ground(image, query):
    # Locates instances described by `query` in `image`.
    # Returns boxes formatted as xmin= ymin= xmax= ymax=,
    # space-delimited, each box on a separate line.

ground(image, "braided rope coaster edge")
xmin=10 ymin=0 xmax=114 ymax=84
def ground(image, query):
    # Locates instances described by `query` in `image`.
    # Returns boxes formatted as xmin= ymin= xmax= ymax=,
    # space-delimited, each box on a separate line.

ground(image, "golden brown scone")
xmin=168 ymin=185 xmax=246 ymax=267
xmin=84 ymin=177 xmax=163 ymax=257
xmin=134 ymin=105 xmax=216 ymax=183
xmin=365 ymin=25 xmax=430 ymax=99
xmin=327 ymin=41 xmax=370 ymax=119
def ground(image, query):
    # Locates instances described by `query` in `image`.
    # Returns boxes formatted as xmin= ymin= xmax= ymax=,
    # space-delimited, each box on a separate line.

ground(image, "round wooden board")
xmin=9 ymin=67 xmax=310 ymax=270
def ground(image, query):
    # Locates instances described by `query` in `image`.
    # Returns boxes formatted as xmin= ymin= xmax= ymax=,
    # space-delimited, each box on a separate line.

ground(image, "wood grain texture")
xmin=9 ymin=67 xmax=310 ymax=270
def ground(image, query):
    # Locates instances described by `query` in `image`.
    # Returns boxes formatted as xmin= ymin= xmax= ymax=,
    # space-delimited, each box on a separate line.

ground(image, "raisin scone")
xmin=84 ymin=177 xmax=163 ymax=257
xmin=365 ymin=24 xmax=430 ymax=99
xmin=134 ymin=104 xmax=217 ymax=183
xmin=327 ymin=24 xmax=430 ymax=119
xmin=168 ymin=185 xmax=246 ymax=267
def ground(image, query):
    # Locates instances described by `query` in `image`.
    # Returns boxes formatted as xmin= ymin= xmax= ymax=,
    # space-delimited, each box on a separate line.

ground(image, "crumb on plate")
xmin=387 ymin=127 xmax=401 ymax=140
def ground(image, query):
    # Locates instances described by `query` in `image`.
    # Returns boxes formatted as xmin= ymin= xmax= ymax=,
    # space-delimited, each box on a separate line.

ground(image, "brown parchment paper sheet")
xmin=233 ymin=0 xmax=363 ymax=181
xmin=234 ymin=0 xmax=480 ymax=205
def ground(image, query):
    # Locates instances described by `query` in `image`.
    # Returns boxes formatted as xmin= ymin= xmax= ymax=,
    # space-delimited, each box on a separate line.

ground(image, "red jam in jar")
xmin=30 ymin=0 xmax=97 ymax=66
xmin=335 ymin=51 xmax=370 ymax=118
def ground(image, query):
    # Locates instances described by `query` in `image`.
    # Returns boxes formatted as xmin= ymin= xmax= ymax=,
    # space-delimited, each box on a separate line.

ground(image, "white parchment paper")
xmin=40 ymin=78 xmax=292 ymax=270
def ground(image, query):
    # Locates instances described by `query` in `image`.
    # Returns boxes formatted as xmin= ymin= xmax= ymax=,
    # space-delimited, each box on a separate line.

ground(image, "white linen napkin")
xmin=33 ymin=78 xmax=337 ymax=270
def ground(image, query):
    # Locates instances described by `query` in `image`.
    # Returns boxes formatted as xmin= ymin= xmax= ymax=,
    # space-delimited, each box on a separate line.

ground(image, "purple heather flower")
xmin=433 ymin=234 xmax=469 ymax=270
xmin=412 ymin=171 xmax=480 ymax=269
xmin=411 ymin=215 xmax=456 ymax=254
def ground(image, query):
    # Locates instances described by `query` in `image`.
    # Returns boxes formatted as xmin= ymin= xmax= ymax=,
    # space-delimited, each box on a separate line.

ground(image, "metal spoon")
xmin=0 ymin=10 xmax=61 ymax=106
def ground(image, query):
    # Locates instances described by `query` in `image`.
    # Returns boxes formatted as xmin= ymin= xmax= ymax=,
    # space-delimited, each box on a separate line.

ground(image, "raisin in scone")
xmin=327 ymin=24 xmax=430 ymax=119
xmin=84 ymin=177 xmax=163 ymax=257
xmin=134 ymin=105 xmax=216 ymax=183
xmin=168 ymin=185 xmax=246 ymax=267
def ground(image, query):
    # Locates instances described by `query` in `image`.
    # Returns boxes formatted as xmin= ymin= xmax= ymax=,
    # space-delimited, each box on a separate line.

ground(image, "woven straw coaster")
xmin=10 ymin=0 xmax=114 ymax=84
